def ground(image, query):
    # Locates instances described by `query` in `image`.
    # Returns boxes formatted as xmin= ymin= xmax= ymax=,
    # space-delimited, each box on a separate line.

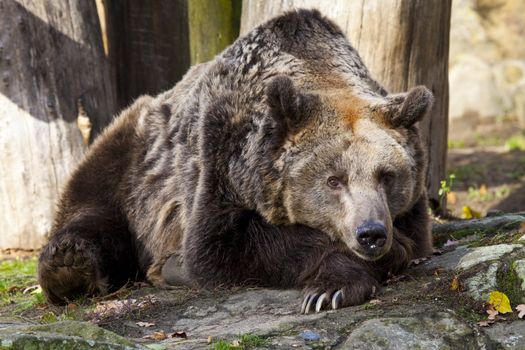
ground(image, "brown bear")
xmin=38 ymin=9 xmax=433 ymax=313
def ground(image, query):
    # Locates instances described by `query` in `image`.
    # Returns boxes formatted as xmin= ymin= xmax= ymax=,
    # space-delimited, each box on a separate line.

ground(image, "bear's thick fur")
xmin=38 ymin=9 xmax=433 ymax=313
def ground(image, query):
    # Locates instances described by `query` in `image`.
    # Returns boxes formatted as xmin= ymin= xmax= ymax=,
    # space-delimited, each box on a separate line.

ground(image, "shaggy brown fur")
xmin=38 ymin=9 xmax=433 ymax=312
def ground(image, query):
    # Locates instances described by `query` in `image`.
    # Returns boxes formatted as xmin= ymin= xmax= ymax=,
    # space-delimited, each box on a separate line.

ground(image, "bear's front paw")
xmin=300 ymin=274 xmax=379 ymax=314
xmin=38 ymin=237 xmax=103 ymax=304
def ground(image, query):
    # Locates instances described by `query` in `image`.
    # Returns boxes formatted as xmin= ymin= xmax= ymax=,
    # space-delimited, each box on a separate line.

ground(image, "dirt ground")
xmin=446 ymin=117 xmax=525 ymax=218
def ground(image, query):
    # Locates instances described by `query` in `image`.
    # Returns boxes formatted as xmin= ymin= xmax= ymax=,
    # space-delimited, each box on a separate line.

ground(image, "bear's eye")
xmin=327 ymin=176 xmax=343 ymax=189
xmin=379 ymin=171 xmax=396 ymax=187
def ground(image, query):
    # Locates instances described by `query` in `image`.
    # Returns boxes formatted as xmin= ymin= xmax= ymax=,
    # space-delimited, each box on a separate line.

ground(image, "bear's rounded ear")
xmin=266 ymin=75 xmax=315 ymax=133
xmin=382 ymin=86 xmax=434 ymax=128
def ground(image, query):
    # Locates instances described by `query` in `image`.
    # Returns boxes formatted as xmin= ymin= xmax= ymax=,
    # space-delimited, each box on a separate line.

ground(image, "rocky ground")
xmin=2 ymin=120 xmax=525 ymax=349
xmin=1 ymin=214 xmax=525 ymax=349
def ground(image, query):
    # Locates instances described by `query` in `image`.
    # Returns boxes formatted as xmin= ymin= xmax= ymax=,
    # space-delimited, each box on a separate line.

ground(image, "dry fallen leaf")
xmin=369 ymin=299 xmax=383 ymax=305
xmin=77 ymin=100 xmax=92 ymax=146
xmin=450 ymin=276 xmax=460 ymax=291
xmin=486 ymin=306 xmax=499 ymax=321
xmin=434 ymin=268 xmax=446 ymax=276
xmin=88 ymin=297 xmax=157 ymax=321
xmin=207 ymin=336 xmax=213 ymax=344
xmin=447 ymin=191 xmax=457 ymax=205
xmin=66 ymin=303 xmax=78 ymax=312
xmin=143 ymin=331 xmax=167 ymax=341
xmin=411 ymin=257 xmax=429 ymax=266
xmin=385 ymin=274 xmax=407 ymax=285
xmin=516 ymin=304 xmax=525 ymax=319
xmin=22 ymin=285 xmax=40 ymax=294
xmin=488 ymin=291 xmax=513 ymax=314
xmin=136 ymin=321 xmax=155 ymax=328
xmin=477 ymin=320 xmax=492 ymax=327
xmin=462 ymin=206 xmax=481 ymax=219
xmin=479 ymin=184 xmax=488 ymax=196
xmin=443 ymin=239 xmax=459 ymax=248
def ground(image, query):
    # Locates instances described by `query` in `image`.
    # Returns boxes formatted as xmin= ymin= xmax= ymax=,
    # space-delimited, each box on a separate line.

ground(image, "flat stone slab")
xmin=421 ymin=245 xmax=471 ymax=270
xmin=151 ymin=289 xmax=334 ymax=349
xmin=173 ymin=289 xmax=325 ymax=338
xmin=466 ymin=262 xmax=499 ymax=301
xmin=514 ymin=259 xmax=525 ymax=293
xmin=458 ymin=244 xmax=522 ymax=270
xmin=432 ymin=214 xmax=525 ymax=244
xmin=339 ymin=312 xmax=479 ymax=350
xmin=483 ymin=322 xmax=525 ymax=349
xmin=0 ymin=321 xmax=147 ymax=350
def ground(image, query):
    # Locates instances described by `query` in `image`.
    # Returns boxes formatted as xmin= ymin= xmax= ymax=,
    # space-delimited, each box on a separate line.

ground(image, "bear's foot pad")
xmin=46 ymin=239 xmax=92 ymax=269
xmin=39 ymin=237 xmax=103 ymax=303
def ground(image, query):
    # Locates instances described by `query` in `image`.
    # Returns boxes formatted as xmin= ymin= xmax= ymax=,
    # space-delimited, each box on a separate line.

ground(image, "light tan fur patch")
xmin=328 ymin=90 xmax=369 ymax=129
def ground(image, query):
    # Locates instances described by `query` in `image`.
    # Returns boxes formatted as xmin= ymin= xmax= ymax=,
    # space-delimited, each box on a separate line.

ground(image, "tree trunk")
xmin=100 ymin=0 xmax=191 ymax=109
xmin=0 ymin=0 xmax=116 ymax=250
xmin=99 ymin=0 xmax=242 ymax=109
xmin=188 ymin=0 xmax=242 ymax=64
xmin=241 ymin=0 xmax=451 ymax=210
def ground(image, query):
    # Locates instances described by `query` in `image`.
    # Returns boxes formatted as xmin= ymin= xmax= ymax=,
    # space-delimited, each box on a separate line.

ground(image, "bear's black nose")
xmin=356 ymin=222 xmax=387 ymax=252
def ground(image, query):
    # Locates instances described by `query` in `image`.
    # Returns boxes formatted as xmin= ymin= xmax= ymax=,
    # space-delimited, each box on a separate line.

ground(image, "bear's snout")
xmin=355 ymin=221 xmax=388 ymax=257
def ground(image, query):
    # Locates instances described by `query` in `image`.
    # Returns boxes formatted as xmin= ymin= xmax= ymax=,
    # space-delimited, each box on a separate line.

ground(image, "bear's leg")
xmin=38 ymin=209 xmax=139 ymax=304
xmin=182 ymin=205 xmax=381 ymax=313
xmin=395 ymin=195 xmax=433 ymax=259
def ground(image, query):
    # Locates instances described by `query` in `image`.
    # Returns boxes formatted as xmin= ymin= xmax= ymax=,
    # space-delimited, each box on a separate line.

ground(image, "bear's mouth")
xmin=351 ymin=244 xmax=390 ymax=261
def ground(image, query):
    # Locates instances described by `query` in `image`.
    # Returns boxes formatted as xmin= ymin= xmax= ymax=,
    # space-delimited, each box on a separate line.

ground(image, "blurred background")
xmin=0 ymin=0 xmax=524 ymax=251
xmin=447 ymin=0 xmax=525 ymax=219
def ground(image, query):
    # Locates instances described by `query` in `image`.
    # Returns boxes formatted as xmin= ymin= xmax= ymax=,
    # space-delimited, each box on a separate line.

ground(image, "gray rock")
xmin=449 ymin=55 xmax=507 ymax=120
xmin=449 ymin=0 xmax=525 ymax=124
xmin=458 ymin=244 xmax=522 ymax=270
xmin=340 ymin=312 xmax=478 ymax=349
xmin=169 ymin=289 xmax=326 ymax=348
xmin=300 ymin=330 xmax=321 ymax=341
xmin=0 ymin=321 xmax=147 ymax=350
xmin=421 ymin=245 xmax=470 ymax=270
xmin=432 ymin=214 xmax=525 ymax=242
xmin=513 ymin=259 xmax=525 ymax=293
xmin=466 ymin=263 xmax=499 ymax=301
xmin=268 ymin=335 xmax=309 ymax=349
xmin=484 ymin=322 xmax=525 ymax=349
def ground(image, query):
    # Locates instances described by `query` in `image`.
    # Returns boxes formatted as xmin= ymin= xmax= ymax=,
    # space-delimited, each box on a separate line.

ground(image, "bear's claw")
xmin=300 ymin=289 xmax=344 ymax=314
xmin=332 ymin=290 xmax=343 ymax=309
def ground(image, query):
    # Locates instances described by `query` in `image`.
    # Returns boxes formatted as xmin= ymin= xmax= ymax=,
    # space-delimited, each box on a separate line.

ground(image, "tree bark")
xmin=99 ymin=0 xmax=242 ymax=109
xmin=188 ymin=0 xmax=242 ymax=64
xmin=240 ymin=0 xmax=451 ymax=209
xmin=0 ymin=0 xmax=116 ymax=249
xmin=100 ymin=0 xmax=191 ymax=109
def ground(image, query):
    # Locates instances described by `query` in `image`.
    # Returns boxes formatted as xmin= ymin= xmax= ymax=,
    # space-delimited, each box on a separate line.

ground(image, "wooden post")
xmin=0 ymin=0 xmax=116 ymax=249
xmin=241 ymin=0 xmax=451 ymax=210
xmin=99 ymin=0 xmax=191 ymax=109
xmin=99 ymin=0 xmax=242 ymax=109
xmin=188 ymin=0 xmax=242 ymax=64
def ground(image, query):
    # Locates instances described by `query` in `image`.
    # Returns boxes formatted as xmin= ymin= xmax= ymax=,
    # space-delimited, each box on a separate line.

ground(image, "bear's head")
xmin=265 ymin=76 xmax=433 ymax=261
